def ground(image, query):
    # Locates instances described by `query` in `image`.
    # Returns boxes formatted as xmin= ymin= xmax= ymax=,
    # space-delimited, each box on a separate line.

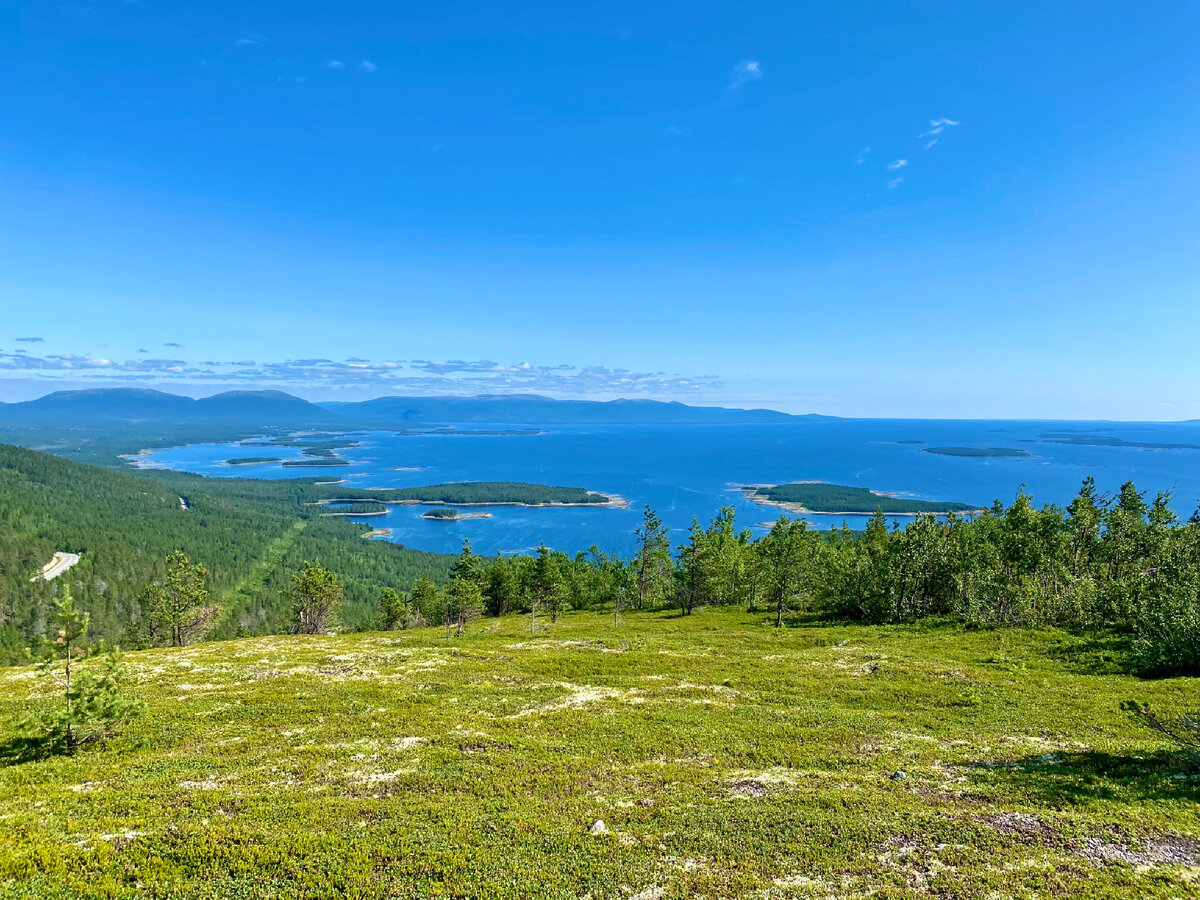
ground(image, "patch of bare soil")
xmin=729 ymin=778 xmax=770 ymax=798
xmin=983 ymin=813 xmax=1200 ymax=868
xmin=1078 ymin=834 xmax=1200 ymax=867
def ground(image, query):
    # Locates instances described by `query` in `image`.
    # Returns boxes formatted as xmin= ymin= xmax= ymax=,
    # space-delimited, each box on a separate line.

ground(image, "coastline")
xmin=314 ymin=490 xmax=630 ymax=511
xmin=738 ymin=484 xmax=987 ymax=517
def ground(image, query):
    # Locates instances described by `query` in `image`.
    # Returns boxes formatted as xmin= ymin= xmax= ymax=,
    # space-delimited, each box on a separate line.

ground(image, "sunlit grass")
xmin=1 ymin=608 xmax=1198 ymax=898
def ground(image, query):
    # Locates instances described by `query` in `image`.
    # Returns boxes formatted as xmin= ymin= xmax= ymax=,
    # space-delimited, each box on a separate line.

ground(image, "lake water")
xmin=142 ymin=420 xmax=1200 ymax=556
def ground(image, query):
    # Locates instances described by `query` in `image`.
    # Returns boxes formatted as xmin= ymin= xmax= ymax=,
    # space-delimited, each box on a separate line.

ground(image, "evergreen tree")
xmin=634 ymin=505 xmax=671 ymax=609
xmin=21 ymin=586 xmax=143 ymax=753
xmin=410 ymin=576 xmax=441 ymax=626
xmin=145 ymin=551 xmax=216 ymax=647
xmin=378 ymin=587 xmax=407 ymax=630
xmin=290 ymin=562 xmax=344 ymax=634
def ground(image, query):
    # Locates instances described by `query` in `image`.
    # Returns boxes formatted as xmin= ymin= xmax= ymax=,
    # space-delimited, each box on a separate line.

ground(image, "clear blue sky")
xmin=1 ymin=1 xmax=1198 ymax=418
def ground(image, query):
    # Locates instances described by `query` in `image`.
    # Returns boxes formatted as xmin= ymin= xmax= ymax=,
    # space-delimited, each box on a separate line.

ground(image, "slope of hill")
xmin=0 ymin=388 xmax=343 ymax=426
xmin=0 ymin=609 xmax=1194 ymax=898
xmin=0 ymin=443 xmax=452 ymax=660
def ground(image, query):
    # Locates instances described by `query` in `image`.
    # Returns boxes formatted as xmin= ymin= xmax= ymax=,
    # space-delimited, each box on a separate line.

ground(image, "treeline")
xmin=0 ymin=444 xmax=452 ymax=662
xmin=385 ymin=479 xmax=1200 ymax=676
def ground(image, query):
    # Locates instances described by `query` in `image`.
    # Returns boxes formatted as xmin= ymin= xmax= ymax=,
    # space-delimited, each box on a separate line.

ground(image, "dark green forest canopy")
xmin=321 ymin=501 xmax=391 ymax=516
xmin=750 ymin=482 xmax=979 ymax=513
xmin=328 ymin=482 xmax=612 ymax=505
xmin=0 ymin=443 xmax=452 ymax=661
xmin=923 ymin=447 xmax=1033 ymax=458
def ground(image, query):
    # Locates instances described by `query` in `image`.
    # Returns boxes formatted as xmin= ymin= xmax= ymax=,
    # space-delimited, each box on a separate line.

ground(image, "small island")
xmin=223 ymin=456 xmax=283 ymax=466
xmin=421 ymin=507 xmax=493 ymax=521
xmin=744 ymin=482 xmax=982 ymax=515
xmin=281 ymin=458 xmax=351 ymax=468
xmin=257 ymin=438 xmax=361 ymax=452
xmin=923 ymin=447 xmax=1033 ymax=458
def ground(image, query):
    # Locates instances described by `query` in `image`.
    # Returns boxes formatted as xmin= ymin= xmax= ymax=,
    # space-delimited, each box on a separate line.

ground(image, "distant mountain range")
xmin=0 ymin=388 xmax=821 ymax=428
xmin=0 ymin=388 xmax=342 ymax=427
xmin=321 ymin=393 xmax=813 ymax=425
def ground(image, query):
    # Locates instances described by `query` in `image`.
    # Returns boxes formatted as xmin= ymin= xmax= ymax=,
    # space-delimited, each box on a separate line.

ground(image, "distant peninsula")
xmin=317 ymin=481 xmax=627 ymax=509
xmin=1038 ymin=432 xmax=1200 ymax=451
xmin=744 ymin=482 xmax=982 ymax=515
xmin=923 ymin=447 xmax=1033 ymax=458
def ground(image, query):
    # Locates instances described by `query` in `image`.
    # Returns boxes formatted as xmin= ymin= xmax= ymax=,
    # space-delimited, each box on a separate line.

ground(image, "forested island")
xmin=223 ymin=456 xmax=283 ymax=466
xmin=281 ymin=458 xmax=351 ymax=468
xmin=923 ymin=446 xmax=1033 ymax=458
xmin=745 ymin=482 xmax=981 ymax=514
xmin=324 ymin=481 xmax=623 ymax=507
xmin=421 ymin=508 xmax=492 ymax=520
xmin=320 ymin=501 xmax=390 ymax=517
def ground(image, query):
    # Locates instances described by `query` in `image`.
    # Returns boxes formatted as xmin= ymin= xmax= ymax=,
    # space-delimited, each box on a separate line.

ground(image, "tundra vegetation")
xmin=1 ymin=608 xmax=1198 ymax=898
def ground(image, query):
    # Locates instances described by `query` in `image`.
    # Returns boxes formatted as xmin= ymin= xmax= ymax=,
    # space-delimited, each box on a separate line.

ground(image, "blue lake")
xmin=141 ymin=420 xmax=1200 ymax=556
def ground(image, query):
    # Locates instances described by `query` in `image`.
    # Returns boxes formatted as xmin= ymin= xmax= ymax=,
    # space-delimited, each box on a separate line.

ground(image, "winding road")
xmin=31 ymin=551 xmax=81 ymax=583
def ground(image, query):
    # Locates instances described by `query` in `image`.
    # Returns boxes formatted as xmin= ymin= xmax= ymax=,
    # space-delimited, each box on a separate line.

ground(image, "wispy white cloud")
xmin=234 ymin=33 xmax=271 ymax=48
xmin=919 ymin=117 xmax=960 ymax=141
xmin=359 ymin=59 xmax=378 ymax=73
xmin=0 ymin=352 xmax=723 ymax=398
xmin=887 ymin=177 xmax=904 ymax=189
xmin=727 ymin=59 xmax=762 ymax=92
xmin=923 ymin=139 xmax=938 ymax=150
xmin=325 ymin=59 xmax=345 ymax=69
xmin=855 ymin=146 xmax=871 ymax=165
xmin=886 ymin=159 xmax=908 ymax=171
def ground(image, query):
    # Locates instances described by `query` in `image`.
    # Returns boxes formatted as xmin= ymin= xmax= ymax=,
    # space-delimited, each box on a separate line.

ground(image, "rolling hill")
xmin=0 ymin=443 xmax=452 ymax=660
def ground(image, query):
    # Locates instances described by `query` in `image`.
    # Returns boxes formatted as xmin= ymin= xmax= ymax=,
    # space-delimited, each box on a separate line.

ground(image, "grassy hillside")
xmin=0 ymin=444 xmax=453 ymax=658
xmin=1 ymin=608 xmax=1197 ymax=898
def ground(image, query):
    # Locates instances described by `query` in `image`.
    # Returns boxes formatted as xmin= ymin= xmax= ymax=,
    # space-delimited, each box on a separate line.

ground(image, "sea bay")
xmin=141 ymin=419 xmax=1200 ymax=556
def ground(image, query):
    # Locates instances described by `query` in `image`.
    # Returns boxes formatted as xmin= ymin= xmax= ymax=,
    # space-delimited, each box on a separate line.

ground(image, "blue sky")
xmin=1 ymin=1 xmax=1198 ymax=418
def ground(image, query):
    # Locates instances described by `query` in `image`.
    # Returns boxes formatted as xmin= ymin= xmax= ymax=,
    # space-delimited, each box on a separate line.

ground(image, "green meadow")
xmin=2 ymin=608 xmax=1198 ymax=899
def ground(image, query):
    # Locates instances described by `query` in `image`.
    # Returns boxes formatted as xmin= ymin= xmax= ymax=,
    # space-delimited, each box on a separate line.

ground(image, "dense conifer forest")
xmin=0 ymin=444 xmax=452 ymax=661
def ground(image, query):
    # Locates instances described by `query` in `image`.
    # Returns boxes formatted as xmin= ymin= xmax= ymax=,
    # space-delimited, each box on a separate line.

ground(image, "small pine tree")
xmin=289 ymin=562 xmax=344 ymax=634
xmin=22 ymin=587 xmax=143 ymax=753
xmin=145 ymin=551 xmax=217 ymax=647
xmin=378 ymin=588 xmax=406 ymax=631
xmin=410 ymin=577 xmax=441 ymax=626
xmin=446 ymin=577 xmax=484 ymax=636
